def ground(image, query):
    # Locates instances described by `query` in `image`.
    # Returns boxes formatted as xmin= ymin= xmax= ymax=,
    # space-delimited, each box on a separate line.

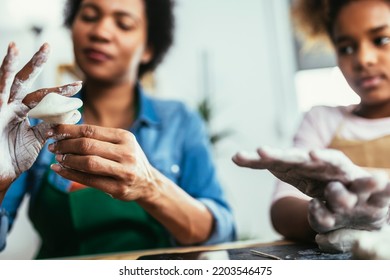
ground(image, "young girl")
xmin=0 ymin=0 xmax=235 ymax=258
xmin=234 ymin=0 xmax=390 ymax=248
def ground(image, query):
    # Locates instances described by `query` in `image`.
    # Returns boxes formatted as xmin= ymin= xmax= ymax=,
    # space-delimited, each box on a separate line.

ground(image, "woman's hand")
xmin=49 ymin=124 xmax=217 ymax=245
xmin=233 ymin=147 xmax=370 ymax=199
xmin=0 ymin=43 xmax=82 ymax=195
xmin=48 ymin=124 xmax=216 ymax=244
xmin=48 ymin=124 xmax=158 ymax=201
xmin=308 ymin=173 xmax=390 ymax=233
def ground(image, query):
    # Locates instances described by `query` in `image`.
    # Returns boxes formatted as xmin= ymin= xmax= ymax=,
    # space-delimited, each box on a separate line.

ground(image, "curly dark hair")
xmin=291 ymin=0 xmax=390 ymax=45
xmin=64 ymin=0 xmax=175 ymax=78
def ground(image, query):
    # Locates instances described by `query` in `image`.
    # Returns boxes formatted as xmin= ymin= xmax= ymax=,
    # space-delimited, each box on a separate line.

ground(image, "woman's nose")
xmin=88 ymin=18 xmax=113 ymax=42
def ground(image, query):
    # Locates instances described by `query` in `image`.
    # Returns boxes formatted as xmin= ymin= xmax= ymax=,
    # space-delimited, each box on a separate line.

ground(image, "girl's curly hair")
xmin=291 ymin=0 xmax=358 ymax=46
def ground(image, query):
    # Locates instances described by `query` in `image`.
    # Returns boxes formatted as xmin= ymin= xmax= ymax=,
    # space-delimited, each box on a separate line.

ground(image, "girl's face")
xmin=333 ymin=0 xmax=390 ymax=106
xmin=71 ymin=0 xmax=152 ymax=83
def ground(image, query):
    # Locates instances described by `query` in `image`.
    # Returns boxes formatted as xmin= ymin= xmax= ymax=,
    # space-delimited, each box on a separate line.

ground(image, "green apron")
xmin=29 ymin=164 xmax=172 ymax=259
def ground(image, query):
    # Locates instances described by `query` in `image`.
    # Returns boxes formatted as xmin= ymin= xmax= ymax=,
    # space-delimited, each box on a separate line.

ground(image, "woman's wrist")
xmin=137 ymin=167 xmax=166 ymax=207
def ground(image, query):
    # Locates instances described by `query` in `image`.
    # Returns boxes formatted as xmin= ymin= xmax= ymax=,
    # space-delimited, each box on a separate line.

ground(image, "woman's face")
xmin=71 ymin=0 xmax=152 ymax=83
xmin=333 ymin=0 xmax=390 ymax=106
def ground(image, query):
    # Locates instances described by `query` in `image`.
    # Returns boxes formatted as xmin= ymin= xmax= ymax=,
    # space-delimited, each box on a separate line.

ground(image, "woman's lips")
xmin=84 ymin=48 xmax=112 ymax=62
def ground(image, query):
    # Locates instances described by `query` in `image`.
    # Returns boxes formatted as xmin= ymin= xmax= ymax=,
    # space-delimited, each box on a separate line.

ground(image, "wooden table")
xmin=76 ymin=239 xmax=351 ymax=260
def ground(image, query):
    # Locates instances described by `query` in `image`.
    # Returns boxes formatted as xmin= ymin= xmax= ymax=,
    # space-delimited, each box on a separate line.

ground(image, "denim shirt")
xmin=0 ymin=85 xmax=236 ymax=251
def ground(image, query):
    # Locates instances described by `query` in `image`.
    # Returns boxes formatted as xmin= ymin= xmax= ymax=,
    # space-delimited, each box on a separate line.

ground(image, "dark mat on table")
xmin=137 ymin=242 xmax=352 ymax=260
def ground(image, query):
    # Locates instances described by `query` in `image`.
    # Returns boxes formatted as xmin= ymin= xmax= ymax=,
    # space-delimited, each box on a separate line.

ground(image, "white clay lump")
xmin=28 ymin=93 xmax=83 ymax=124
xmin=315 ymin=229 xmax=365 ymax=253
xmin=352 ymin=226 xmax=390 ymax=259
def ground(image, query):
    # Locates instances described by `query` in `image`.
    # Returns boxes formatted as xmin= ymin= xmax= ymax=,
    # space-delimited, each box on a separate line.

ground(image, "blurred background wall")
xmin=0 ymin=0 xmax=358 ymax=259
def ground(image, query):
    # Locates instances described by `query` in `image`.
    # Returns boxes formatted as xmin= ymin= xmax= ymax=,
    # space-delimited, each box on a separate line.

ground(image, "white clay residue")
xmin=9 ymin=45 xmax=50 ymax=102
xmin=316 ymin=229 xmax=365 ymax=253
xmin=28 ymin=93 xmax=83 ymax=124
xmin=0 ymin=105 xmax=18 ymax=179
xmin=5 ymin=45 xmax=19 ymax=73
xmin=352 ymin=226 xmax=390 ymax=259
xmin=0 ymin=46 xmax=19 ymax=104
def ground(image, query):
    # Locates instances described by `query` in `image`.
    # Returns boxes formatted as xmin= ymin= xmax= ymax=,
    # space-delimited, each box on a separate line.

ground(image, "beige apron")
xmin=327 ymin=125 xmax=390 ymax=177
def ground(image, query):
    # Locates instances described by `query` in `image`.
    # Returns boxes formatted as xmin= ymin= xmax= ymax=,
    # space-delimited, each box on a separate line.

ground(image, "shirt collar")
xmin=135 ymin=83 xmax=160 ymax=127
xmin=77 ymin=83 xmax=161 ymax=128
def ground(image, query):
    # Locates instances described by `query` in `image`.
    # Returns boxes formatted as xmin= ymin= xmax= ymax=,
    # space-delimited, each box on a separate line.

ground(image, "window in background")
xmin=295 ymin=67 xmax=360 ymax=112
xmin=293 ymin=22 xmax=359 ymax=113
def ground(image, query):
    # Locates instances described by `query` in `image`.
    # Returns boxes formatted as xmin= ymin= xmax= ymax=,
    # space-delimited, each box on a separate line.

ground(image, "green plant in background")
xmin=197 ymin=50 xmax=233 ymax=146
xmin=197 ymin=97 xmax=233 ymax=146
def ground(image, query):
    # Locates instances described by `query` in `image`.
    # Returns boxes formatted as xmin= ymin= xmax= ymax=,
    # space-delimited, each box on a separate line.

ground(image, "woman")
xmin=233 ymin=0 xmax=390 ymax=249
xmin=0 ymin=0 xmax=235 ymax=258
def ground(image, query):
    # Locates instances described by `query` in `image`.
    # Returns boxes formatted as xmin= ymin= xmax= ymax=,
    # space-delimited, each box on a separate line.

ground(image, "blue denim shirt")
xmin=0 ymin=85 xmax=236 ymax=251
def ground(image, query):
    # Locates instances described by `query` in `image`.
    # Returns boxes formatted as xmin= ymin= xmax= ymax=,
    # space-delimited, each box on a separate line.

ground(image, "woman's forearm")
xmin=137 ymin=168 xmax=214 ymax=245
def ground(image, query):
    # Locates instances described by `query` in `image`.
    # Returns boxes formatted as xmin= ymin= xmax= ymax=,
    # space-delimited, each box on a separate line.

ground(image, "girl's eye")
xmin=338 ymin=45 xmax=354 ymax=55
xmin=374 ymin=36 xmax=390 ymax=46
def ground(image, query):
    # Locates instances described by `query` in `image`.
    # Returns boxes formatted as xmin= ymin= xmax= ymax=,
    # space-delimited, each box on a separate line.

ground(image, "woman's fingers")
xmin=50 ymin=163 xmax=137 ymax=201
xmin=0 ymin=42 xmax=19 ymax=105
xmin=22 ymin=81 xmax=82 ymax=109
xmin=50 ymin=163 xmax=117 ymax=193
xmin=51 ymin=124 xmax=133 ymax=144
xmin=9 ymin=43 xmax=50 ymax=103
xmin=55 ymin=153 xmax=127 ymax=178
xmin=48 ymin=137 xmax=124 ymax=162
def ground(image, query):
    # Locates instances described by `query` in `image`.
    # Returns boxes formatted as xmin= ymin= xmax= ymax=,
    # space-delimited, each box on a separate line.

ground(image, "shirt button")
xmin=171 ymin=164 xmax=180 ymax=174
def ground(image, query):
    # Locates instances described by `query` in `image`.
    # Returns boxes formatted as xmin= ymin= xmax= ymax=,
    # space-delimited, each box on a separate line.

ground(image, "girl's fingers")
xmin=367 ymin=184 xmax=390 ymax=208
xmin=9 ymin=43 xmax=50 ymax=103
xmin=348 ymin=174 xmax=387 ymax=193
xmin=258 ymin=146 xmax=310 ymax=163
xmin=308 ymin=198 xmax=337 ymax=233
xmin=232 ymin=151 xmax=263 ymax=168
xmin=324 ymin=182 xmax=358 ymax=212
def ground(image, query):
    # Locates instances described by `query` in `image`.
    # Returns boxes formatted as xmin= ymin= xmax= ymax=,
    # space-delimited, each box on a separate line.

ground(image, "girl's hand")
xmin=312 ymin=176 xmax=390 ymax=253
xmin=308 ymin=173 xmax=390 ymax=233
xmin=0 ymin=43 xmax=82 ymax=192
xmin=233 ymin=147 xmax=370 ymax=199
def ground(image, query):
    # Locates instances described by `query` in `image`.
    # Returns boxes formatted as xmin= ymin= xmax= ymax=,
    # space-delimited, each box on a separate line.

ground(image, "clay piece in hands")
xmin=28 ymin=92 xmax=83 ymax=124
